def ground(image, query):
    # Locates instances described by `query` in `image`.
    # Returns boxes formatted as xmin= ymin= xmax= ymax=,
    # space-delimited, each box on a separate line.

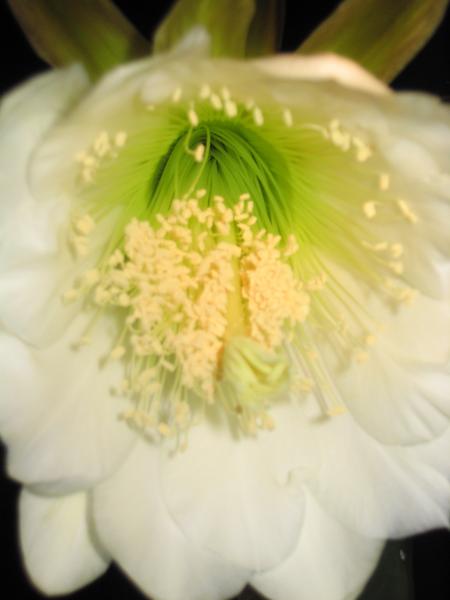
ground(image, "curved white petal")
xmin=0 ymin=64 xmax=88 ymax=221
xmin=319 ymin=257 xmax=450 ymax=446
xmin=92 ymin=439 xmax=249 ymax=600
xmin=0 ymin=64 xmax=88 ymax=237
xmin=252 ymin=491 xmax=383 ymax=600
xmin=253 ymin=53 xmax=389 ymax=96
xmin=0 ymin=65 xmax=89 ymax=344
xmin=302 ymin=411 xmax=450 ymax=538
xmin=337 ymin=333 xmax=450 ymax=446
xmin=367 ymin=105 xmax=447 ymax=304
xmin=19 ymin=488 xmax=108 ymax=595
xmin=0 ymin=317 xmax=135 ymax=493
xmin=160 ymin=409 xmax=305 ymax=571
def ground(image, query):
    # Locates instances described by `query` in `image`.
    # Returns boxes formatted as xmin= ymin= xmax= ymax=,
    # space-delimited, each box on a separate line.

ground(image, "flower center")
xmin=68 ymin=190 xmax=308 ymax=439
xmin=62 ymin=77 xmax=420 ymax=443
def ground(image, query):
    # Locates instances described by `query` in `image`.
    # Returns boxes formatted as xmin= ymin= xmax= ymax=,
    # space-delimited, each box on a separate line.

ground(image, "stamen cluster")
xmin=66 ymin=192 xmax=308 ymax=439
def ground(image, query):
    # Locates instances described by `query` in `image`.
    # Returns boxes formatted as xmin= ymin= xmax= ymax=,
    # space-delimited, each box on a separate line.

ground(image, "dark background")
xmin=0 ymin=1 xmax=449 ymax=599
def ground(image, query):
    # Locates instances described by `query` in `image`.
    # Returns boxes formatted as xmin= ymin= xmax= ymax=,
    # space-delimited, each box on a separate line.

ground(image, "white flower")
xmin=1 ymin=34 xmax=449 ymax=600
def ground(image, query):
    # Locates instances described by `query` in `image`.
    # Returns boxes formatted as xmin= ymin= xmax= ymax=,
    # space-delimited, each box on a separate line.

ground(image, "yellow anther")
xmin=93 ymin=131 xmax=111 ymax=157
xmin=253 ymin=106 xmax=264 ymax=127
xmin=114 ymin=131 xmax=128 ymax=147
xmin=70 ymin=235 xmax=89 ymax=257
xmin=210 ymin=93 xmax=223 ymax=110
xmin=158 ymin=423 xmax=172 ymax=437
xmin=397 ymin=287 xmax=418 ymax=305
xmin=363 ymin=201 xmax=377 ymax=219
xmin=397 ymin=199 xmax=419 ymax=224
xmin=74 ymin=214 xmax=95 ymax=235
xmin=196 ymin=188 xmax=207 ymax=199
xmin=353 ymin=137 xmax=372 ymax=162
xmin=282 ymin=108 xmax=293 ymax=127
xmin=172 ymin=87 xmax=182 ymax=102
xmin=284 ymin=234 xmax=299 ymax=257
xmin=295 ymin=377 xmax=315 ymax=392
xmin=81 ymin=169 xmax=94 ymax=184
xmin=221 ymin=86 xmax=231 ymax=101
xmin=327 ymin=405 xmax=347 ymax=417
xmin=74 ymin=336 xmax=91 ymax=348
xmin=199 ymin=83 xmax=211 ymax=99
xmin=390 ymin=243 xmax=404 ymax=258
xmin=82 ymin=269 xmax=100 ymax=286
xmin=306 ymin=273 xmax=327 ymax=291
xmin=389 ymin=261 xmax=404 ymax=275
xmin=378 ymin=172 xmax=390 ymax=191
xmin=365 ymin=334 xmax=376 ymax=347
xmin=354 ymin=350 xmax=369 ymax=364
xmin=110 ymin=346 xmax=126 ymax=360
xmin=329 ymin=120 xmax=351 ymax=151
xmin=245 ymin=98 xmax=255 ymax=111
xmin=62 ymin=289 xmax=79 ymax=303
xmin=225 ymin=99 xmax=238 ymax=118
xmin=188 ymin=108 xmax=199 ymax=127
xmin=193 ymin=143 xmax=205 ymax=163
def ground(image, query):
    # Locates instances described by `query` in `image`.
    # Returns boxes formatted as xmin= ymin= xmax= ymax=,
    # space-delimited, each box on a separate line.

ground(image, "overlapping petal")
xmin=159 ymin=407 xmax=305 ymax=571
xmin=92 ymin=439 xmax=249 ymax=600
xmin=251 ymin=490 xmax=383 ymax=600
xmin=0 ymin=319 xmax=134 ymax=493
xmin=19 ymin=488 xmax=108 ymax=595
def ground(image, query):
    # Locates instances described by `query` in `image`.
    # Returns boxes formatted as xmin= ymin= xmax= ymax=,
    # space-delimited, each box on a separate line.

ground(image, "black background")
xmin=0 ymin=1 xmax=449 ymax=599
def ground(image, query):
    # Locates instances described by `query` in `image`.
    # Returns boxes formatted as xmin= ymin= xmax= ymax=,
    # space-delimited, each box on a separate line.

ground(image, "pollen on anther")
xmin=188 ymin=108 xmax=199 ymax=127
xmin=253 ymin=106 xmax=264 ymax=126
xmin=225 ymin=100 xmax=238 ymax=118
xmin=172 ymin=87 xmax=183 ymax=103
xmin=114 ymin=131 xmax=128 ymax=147
xmin=378 ymin=173 xmax=390 ymax=191
xmin=74 ymin=214 xmax=95 ymax=235
xmin=397 ymin=199 xmax=419 ymax=224
xmin=199 ymin=83 xmax=211 ymax=99
xmin=282 ymin=108 xmax=293 ymax=127
xmin=62 ymin=289 xmax=79 ymax=303
xmin=390 ymin=243 xmax=404 ymax=258
xmin=210 ymin=93 xmax=223 ymax=110
xmin=327 ymin=405 xmax=347 ymax=417
xmin=363 ymin=201 xmax=377 ymax=219
xmin=221 ymin=86 xmax=231 ymax=101
xmin=196 ymin=188 xmax=207 ymax=199
xmin=193 ymin=143 xmax=205 ymax=163
xmin=110 ymin=346 xmax=126 ymax=360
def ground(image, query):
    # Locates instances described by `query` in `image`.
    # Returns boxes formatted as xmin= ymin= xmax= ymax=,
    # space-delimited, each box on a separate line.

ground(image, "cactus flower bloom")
xmin=1 ymin=32 xmax=449 ymax=600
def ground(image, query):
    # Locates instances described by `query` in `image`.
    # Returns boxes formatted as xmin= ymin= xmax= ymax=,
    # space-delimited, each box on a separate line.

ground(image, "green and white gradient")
xmin=0 ymin=31 xmax=449 ymax=600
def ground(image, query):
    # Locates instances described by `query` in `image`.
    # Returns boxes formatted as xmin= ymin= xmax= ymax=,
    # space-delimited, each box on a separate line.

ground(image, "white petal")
xmin=303 ymin=412 xmax=450 ymax=538
xmin=404 ymin=422 xmax=450 ymax=481
xmin=320 ymin=258 xmax=450 ymax=446
xmin=0 ymin=64 xmax=87 ymax=230
xmin=92 ymin=439 xmax=248 ymax=600
xmin=160 ymin=410 xmax=305 ymax=571
xmin=253 ymin=53 xmax=389 ymax=96
xmin=338 ymin=338 xmax=450 ymax=446
xmin=252 ymin=491 xmax=383 ymax=600
xmin=345 ymin=89 xmax=450 ymax=301
xmin=19 ymin=488 xmax=108 ymax=595
xmin=0 ymin=317 xmax=135 ymax=493
xmin=0 ymin=66 xmax=89 ymax=344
